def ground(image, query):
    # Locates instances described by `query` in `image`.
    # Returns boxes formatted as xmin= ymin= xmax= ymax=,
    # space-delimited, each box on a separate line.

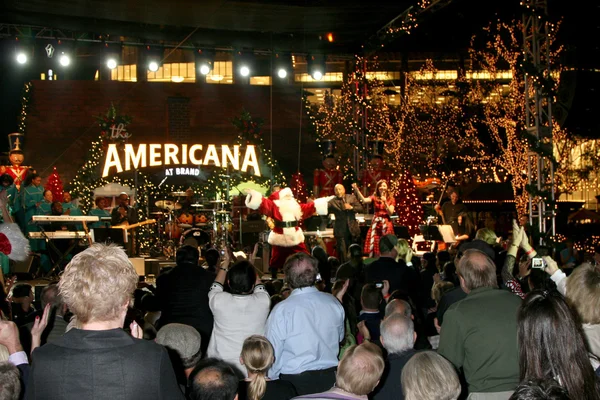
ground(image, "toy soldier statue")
xmin=313 ymin=140 xmax=343 ymax=198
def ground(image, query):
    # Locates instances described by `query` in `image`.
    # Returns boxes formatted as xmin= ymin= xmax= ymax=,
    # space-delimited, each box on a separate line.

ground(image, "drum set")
xmin=149 ymin=191 xmax=233 ymax=258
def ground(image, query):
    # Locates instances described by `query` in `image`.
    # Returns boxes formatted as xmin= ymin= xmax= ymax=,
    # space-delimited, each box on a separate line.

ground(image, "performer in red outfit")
xmin=352 ymin=180 xmax=395 ymax=257
xmin=245 ymin=187 xmax=332 ymax=270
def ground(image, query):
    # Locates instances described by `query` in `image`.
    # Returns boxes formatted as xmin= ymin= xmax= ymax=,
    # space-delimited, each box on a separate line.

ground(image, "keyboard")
xmin=29 ymin=231 xmax=88 ymax=239
xmin=32 ymin=215 xmax=100 ymax=223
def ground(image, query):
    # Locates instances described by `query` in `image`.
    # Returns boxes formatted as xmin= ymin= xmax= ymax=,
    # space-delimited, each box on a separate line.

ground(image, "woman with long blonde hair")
xmin=352 ymin=180 xmax=395 ymax=257
xmin=238 ymin=335 xmax=297 ymax=400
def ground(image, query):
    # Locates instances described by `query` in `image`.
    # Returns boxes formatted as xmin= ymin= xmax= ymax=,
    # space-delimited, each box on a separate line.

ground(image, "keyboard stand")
xmin=36 ymin=225 xmax=80 ymax=278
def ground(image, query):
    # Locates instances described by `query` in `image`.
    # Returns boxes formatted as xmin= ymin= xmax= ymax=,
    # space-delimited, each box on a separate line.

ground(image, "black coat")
xmin=26 ymin=328 xmax=184 ymax=400
xmin=372 ymin=349 xmax=417 ymax=400
xmin=328 ymin=194 xmax=362 ymax=239
xmin=155 ymin=263 xmax=214 ymax=354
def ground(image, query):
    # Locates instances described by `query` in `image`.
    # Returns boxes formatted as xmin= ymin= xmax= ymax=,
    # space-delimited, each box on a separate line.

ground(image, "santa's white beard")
xmin=274 ymin=197 xmax=302 ymax=222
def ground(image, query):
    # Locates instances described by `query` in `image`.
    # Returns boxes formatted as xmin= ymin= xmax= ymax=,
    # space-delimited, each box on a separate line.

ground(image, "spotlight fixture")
xmin=103 ymin=42 xmax=121 ymax=70
xmin=145 ymin=45 xmax=163 ymax=72
xmin=273 ymin=53 xmax=293 ymax=80
xmin=106 ymin=58 xmax=118 ymax=70
xmin=59 ymin=53 xmax=71 ymax=67
xmin=16 ymin=52 xmax=27 ymax=64
xmin=307 ymin=54 xmax=326 ymax=81
xmin=56 ymin=40 xmax=73 ymax=68
xmin=13 ymin=38 xmax=32 ymax=65
xmin=234 ymin=50 xmax=255 ymax=81
xmin=195 ymin=49 xmax=215 ymax=76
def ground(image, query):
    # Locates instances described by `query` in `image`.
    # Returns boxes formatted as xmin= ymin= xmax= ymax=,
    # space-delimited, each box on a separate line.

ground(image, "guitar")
xmin=113 ymin=219 xmax=157 ymax=230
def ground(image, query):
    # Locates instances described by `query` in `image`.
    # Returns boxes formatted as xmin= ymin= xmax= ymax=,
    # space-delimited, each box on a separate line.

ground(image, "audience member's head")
xmin=205 ymin=248 xmax=220 ymax=267
xmin=509 ymin=379 xmax=570 ymax=400
xmin=431 ymin=281 xmax=454 ymax=305
xmin=564 ymin=262 xmax=600 ymax=325
xmin=0 ymin=361 xmax=20 ymax=400
xmin=156 ymin=323 xmax=202 ymax=377
xmin=59 ymin=244 xmax=138 ymax=325
xmin=270 ymin=294 xmax=283 ymax=310
xmin=384 ymin=299 xmax=412 ymax=319
xmin=335 ymin=343 xmax=385 ymax=396
xmin=240 ymin=335 xmax=275 ymax=400
xmin=41 ymin=282 xmax=66 ymax=314
xmin=422 ymin=252 xmax=436 ymax=271
xmin=518 ymin=290 xmax=600 ymax=399
xmin=457 ymin=249 xmax=497 ymax=292
xmin=11 ymin=283 xmax=32 ymax=300
xmin=401 ymin=351 xmax=461 ymax=400
xmin=360 ymin=283 xmax=382 ymax=311
xmin=395 ymin=239 xmax=411 ymax=261
xmin=348 ymin=244 xmax=363 ymax=263
xmin=379 ymin=234 xmax=398 ymax=256
xmin=189 ymin=358 xmax=239 ymax=400
xmin=50 ymin=201 xmax=63 ymax=215
xmin=176 ymin=245 xmax=200 ymax=267
xmin=437 ymin=251 xmax=451 ymax=269
xmin=283 ymin=253 xmax=318 ymax=290
xmin=227 ymin=261 xmax=257 ymax=295
xmin=443 ymin=262 xmax=459 ymax=286
xmin=380 ymin=313 xmax=415 ymax=354
xmin=475 ymin=228 xmax=499 ymax=246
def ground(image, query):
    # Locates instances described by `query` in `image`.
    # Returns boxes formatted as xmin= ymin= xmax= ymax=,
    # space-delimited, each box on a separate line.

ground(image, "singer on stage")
xmin=352 ymin=180 xmax=395 ymax=257
xmin=328 ymin=184 xmax=362 ymax=263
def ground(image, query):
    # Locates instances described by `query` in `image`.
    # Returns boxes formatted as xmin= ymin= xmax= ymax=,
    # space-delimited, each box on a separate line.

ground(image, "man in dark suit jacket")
xmin=365 ymin=234 xmax=420 ymax=306
xmin=328 ymin=184 xmax=363 ymax=263
xmin=110 ymin=192 xmax=139 ymax=226
xmin=156 ymin=245 xmax=214 ymax=355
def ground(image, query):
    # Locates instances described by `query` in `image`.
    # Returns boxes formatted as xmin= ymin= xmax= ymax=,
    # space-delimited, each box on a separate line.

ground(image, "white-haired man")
xmin=368 ymin=314 xmax=417 ymax=400
xmin=26 ymin=243 xmax=184 ymax=400
xmin=293 ymin=342 xmax=385 ymax=400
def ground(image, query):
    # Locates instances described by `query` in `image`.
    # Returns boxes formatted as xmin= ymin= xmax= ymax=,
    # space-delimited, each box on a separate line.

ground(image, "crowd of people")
xmin=1 ymin=199 xmax=600 ymax=399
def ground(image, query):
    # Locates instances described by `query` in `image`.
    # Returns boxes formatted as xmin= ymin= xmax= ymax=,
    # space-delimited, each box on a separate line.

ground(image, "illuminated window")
xmin=365 ymin=71 xmax=401 ymax=80
xmin=110 ymin=64 xmax=138 ymax=82
xmin=250 ymin=76 xmax=272 ymax=85
xmin=148 ymin=62 xmax=196 ymax=82
xmin=466 ymin=70 xmax=513 ymax=80
xmin=294 ymin=72 xmax=344 ymax=83
xmin=411 ymin=70 xmax=458 ymax=80
xmin=305 ymin=88 xmax=341 ymax=104
xmin=206 ymin=61 xmax=233 ymax=84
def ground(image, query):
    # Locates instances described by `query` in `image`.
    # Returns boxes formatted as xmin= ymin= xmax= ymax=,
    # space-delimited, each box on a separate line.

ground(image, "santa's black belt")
xmin=275 ymin=221 xmax=298 ymax=228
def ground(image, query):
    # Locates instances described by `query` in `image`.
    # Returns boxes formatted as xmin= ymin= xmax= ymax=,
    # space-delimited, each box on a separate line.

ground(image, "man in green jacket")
xmin=438 ymin=249 xmax=521 ymax=399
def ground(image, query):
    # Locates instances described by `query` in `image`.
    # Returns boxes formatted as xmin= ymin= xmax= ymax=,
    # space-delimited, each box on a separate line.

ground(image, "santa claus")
xmin=245 ymin=187 xmax=333 ymax=271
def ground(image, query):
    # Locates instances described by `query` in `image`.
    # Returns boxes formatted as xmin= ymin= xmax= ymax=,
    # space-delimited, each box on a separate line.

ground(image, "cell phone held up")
xmin=531 ymin=257 xmax=545 ymax=269
xmin=375 ymin=282 xmax=384 ymax=289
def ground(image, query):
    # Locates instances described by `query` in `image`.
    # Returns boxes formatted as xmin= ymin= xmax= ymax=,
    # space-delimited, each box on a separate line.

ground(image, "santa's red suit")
xmin=246 ymin=188 xmax=332 ymax=269
xmin=313 ymin=168 xmax=343 ymax=197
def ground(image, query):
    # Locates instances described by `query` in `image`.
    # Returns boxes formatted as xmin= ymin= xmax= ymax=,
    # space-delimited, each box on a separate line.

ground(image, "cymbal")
xmin=209 ymin=200 xmax=226 ymax=203
xmin=190 ymin=203 xmax=204 ymax=207
xmin=170 ymin=191 xmax=187 ymax=197
xmin=215 ymin=210 xmax=230 ymax=214
xmin=179 ymin=223 xmax=193 ymax=229
xmin=155 ymin=200 xmax=175 ymax=210
xmin=149 ymin=211 xmax=165 ymax=215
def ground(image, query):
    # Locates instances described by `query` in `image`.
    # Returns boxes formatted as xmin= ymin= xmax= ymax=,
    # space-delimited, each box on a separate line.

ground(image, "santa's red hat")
xmin=269 ymin=187 xmax=293 ymax=201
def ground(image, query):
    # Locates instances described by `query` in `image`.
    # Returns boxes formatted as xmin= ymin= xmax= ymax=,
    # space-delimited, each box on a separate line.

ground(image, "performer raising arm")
xmin=352 ymin=180 xmax=395 ymax=257
xmin=245 ymin=187 xmax=333 ymax=272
